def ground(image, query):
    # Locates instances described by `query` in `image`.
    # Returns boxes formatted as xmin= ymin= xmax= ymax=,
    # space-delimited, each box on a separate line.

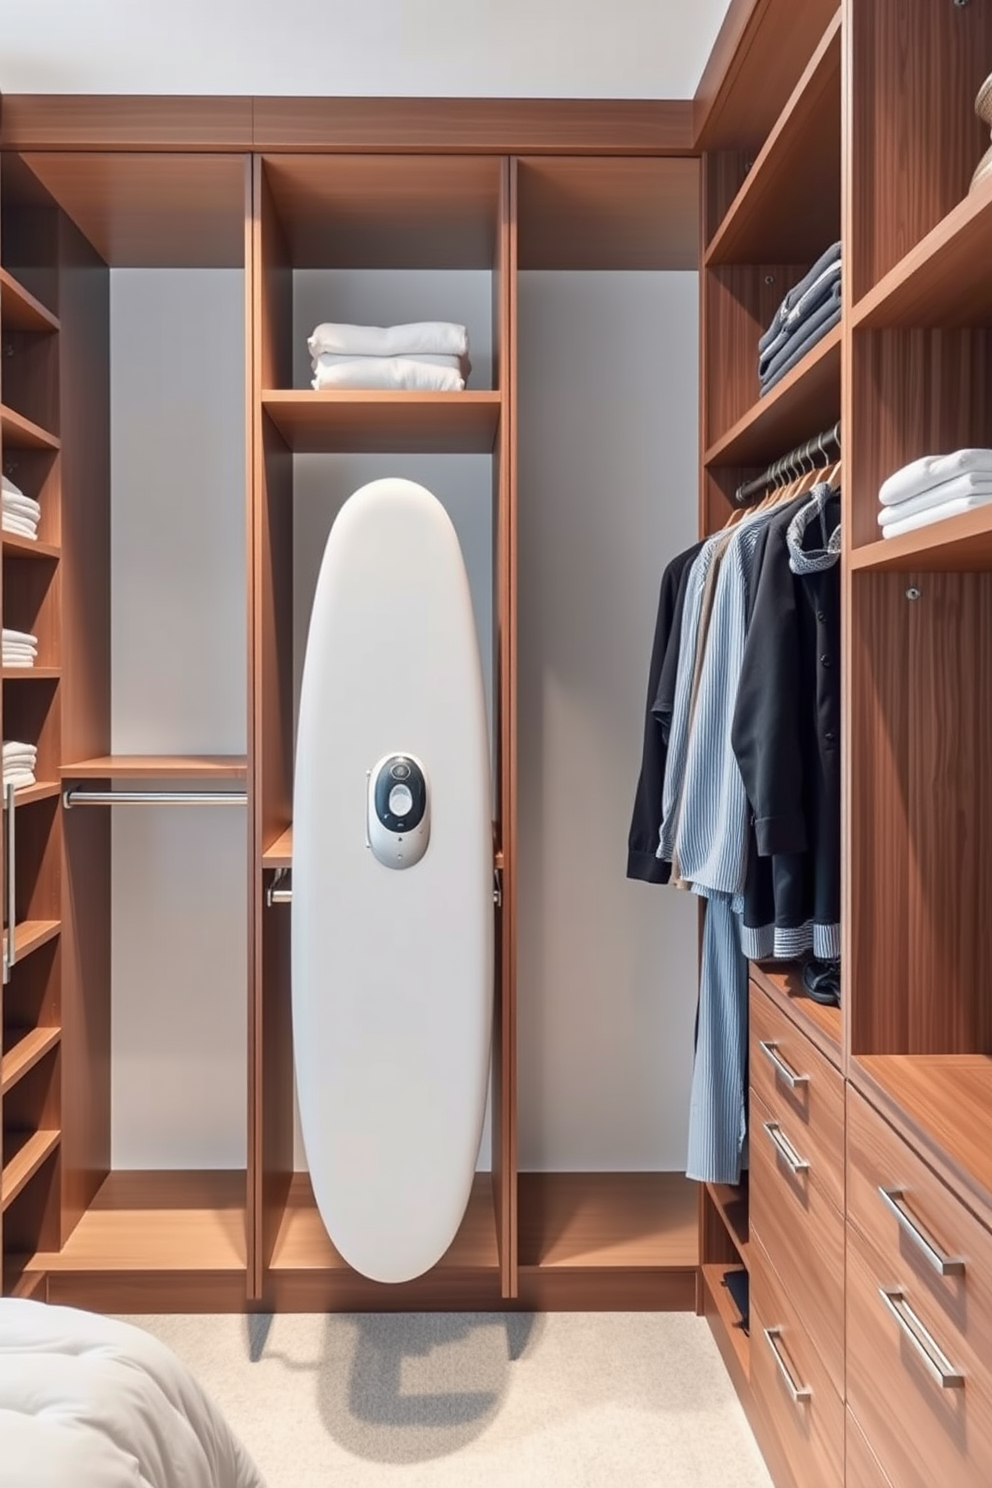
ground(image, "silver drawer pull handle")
xmin=878 ymin=1188 xmax=965 ymax=1277
xmin=879 ymin=1289 xmax=965 ymax=1390
xmin=759 ymin=1039 xmax=808 ymax=1089
xmin=764 ymin=1328 xmax=811 ymax=1405
xmin=764 ymin=1121 xmax=810 ymax=1174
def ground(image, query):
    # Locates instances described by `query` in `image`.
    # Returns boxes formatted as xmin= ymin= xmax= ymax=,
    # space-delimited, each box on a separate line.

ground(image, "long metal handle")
xmin=763 ymin=1121 xmax=810 ymax=1174
xmin=3 ymin=783 xmax=15 ymax=984
xmin=63 ymin=789 xmax=247 ymax=809
xmin=763 ymin=1328 xmax=811 ymax=1404
xmin=879 ymin=1288 xmax=965 ymax=1389
xmin=879 ymin=1188 xmax=965 ymax=1277
xmin=759 ymin=1040 xmax=808 ymax=1089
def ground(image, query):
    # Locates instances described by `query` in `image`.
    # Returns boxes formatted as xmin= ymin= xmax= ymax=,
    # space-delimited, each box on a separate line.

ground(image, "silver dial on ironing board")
xmin=367 ymin=754 xmax=431 ymax=868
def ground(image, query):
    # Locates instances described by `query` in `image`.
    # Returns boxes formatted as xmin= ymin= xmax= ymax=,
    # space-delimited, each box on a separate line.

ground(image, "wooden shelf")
xmin=30 ymin=1170 xmax=247 ymax=1272
xmin=2 ymin=1128 xmax=60 ymax=1212
xmin=0 ymin=266 xmax=60 ymax=333
xmin=0 ymin=404 xmax=59 ymax=452
xmin=851 ymin=505 xmax=992 ymax=573
xmin=10 ymin=781 xmax=60 ymax=807
xmin=2 ymin=668 xmax=60 ymax=681
xmin=851 ymin=1055 xmax=992 ymax=1226
xmin=704 ymin=323 xmax=841 ymax=469
xmin=2 ymin=532 xmax=60 ymax=561
xmin=270 ymin=1171 xmax=498 ymax=1272
xmin=706 ymin=12 xmax=841 ymax=266
xmin=706 ymin=1178 xmax=749 ymax=1263
xmin=853 ymin=180 xmax=992 ymax=331
xmin=517 ymin=1172 xmax=698 ymax=1270
xmin=701 ymin=1262 xmax=749 ymax=1380
xmin=749 ymin=961 xmax=841 ymax=1067
xmin=5 ymin=920 xmax=61 ymax=964
xmin=262 ymin=390 xmax=501 ymax=455
xmin=61 ymin=755 xmax=247 ymax=780
xmin=262 ymin=825 xmax=293 ymax=869
xmin=1 ymin=1026 xmax=60 ymax=1097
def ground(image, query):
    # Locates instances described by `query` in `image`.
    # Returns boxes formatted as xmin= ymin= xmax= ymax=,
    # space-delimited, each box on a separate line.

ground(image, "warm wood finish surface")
xmin=0 ymin=97 xmax=254 ymax=151
xmin=846 ymin=1409 xmax=895 ymax=1488
xmin=6 ymin=921 xmax=61 ymax=963
xmin=751 ymin=983 xmax=845 ymax=1216
xmin=12 ymin=782 xmax=60 ymax=807
xmin=20 ymin=154 xmax=249 ymax=269
xmin=1 ymin=1027 xmax=61 ymax=1097
xmin=706 ymin=319 xmax=841 ymax=467
xmin=516 ymin=157 xmax=699 ymax=271
xmin=703 ymin=259 xmax=810 ymax=442
xmin=2 ymin=533 xmax=60 ymax=562
xmin=260 ymin=153 xmax=502 ymax=268
xmin=0 ymin=266 xmax=60 ymax=332
xmin=852 ymin=510 xmax=992 ymax=573
xmin=4 ymin=552 xmax=61 ymax=671
xmin=705 ymin=13 xmax=841 ymax=266
xmin=1 ymin=668 xmax=60 ymax=681
xmin=750 ymin=962 xmax=842 ymax=1068
xmin=253 ymin=98 xmax=695 ymax=155
xmin=30 ymin=1170 xmax=247 ymax=1271
xmin=517 ymin=1173 xmax=698 ymax=1269
xmin=0 ymin=403 xmax=59 ymax=452
xmin=707 ymin=1178 xmax=749 ymax=1262
xmin=2 ymin=1129 xmax=60 ymax=1211
xmin=261 ymin=825 xmax=293 ymax=869
xmin=846 ymin=1222 xmax=992 ymax=1488
xmin=694 ymin=0 xmax=839 ymax=150
xmin=750 ymin=1085 xmax=844 ymax=1395
xmin=261 ymin=391 xmax=501 ymax=455
xmin=702 ymin=1262 xmax=750 ymax=1380
xmin=751 ymin=1233 xmax=844 ymax=1488
xmin=60 ymin=755 xmax=248 ymax=780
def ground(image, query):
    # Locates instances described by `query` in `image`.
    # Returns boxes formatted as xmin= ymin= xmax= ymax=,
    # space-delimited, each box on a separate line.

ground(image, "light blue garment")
xmin=686 ymin=895 xmax=749 ymax=1184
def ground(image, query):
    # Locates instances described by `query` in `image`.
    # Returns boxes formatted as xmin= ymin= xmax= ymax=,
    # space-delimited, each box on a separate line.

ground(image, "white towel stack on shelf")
xmin=2 ymin=475 xmax=41 ymax=541
xmin=2 ymin=628 xmax=38 ymax=668
xmin=307 ymin=321 xmax=471 ymax=392
xmin=2 ymin=741 xmax=37 ymax=791
xmin=878 ymin=449 xmax=992 ymax=539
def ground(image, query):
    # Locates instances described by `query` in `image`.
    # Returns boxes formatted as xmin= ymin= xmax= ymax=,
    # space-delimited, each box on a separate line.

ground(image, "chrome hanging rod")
xmin=62 ymin=788 xmax=247 ymax=810
xmin=734 ymin=420 xmax=841 ymax=507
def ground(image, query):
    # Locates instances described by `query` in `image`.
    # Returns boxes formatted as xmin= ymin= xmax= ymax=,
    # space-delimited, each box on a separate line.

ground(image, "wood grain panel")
xmin=253 ymin=98 xmax=694 ymax=156
xmin=749 ymin=962 xmax=842 ymax=1067
xmin=261 ymin=391 xmax=501 ymax=455
xmin=701 ymin=1263 xmax=749 ymax=1379
xmin=705 ymin=1177 xmax=749 ymax=1264
xmin=854 ymin=186 xmax=992 ymax=332
xmin=1 ymin=328 xmax=59 ymax=437
xmin=517 ymin=1266 xmax=696 ymax=1312
xmin=265 ymin=1268 xmax=505 ymax=1314
xmin=60 ymin=755 xmax=247 ymax=779
xmin=3 ymin=672 xmax=60 ymax=798
xmin=703 ymin=150 xmax=752 ymax=249
xmin=20 ymin=154 xmax=249 ymax=269
xmin=516 ymin=157 xmax=699 ymax=271
xmin=3 ymin=552 xmax=60 ymax=671
xmin=0 ymin=404 xmax=58 ymax=452
xmin=849 ymin=0 xmax=992 ymax=300
xmin=846 ymin=1408 xmax=896 ymax=1488
xmin=0 ymin=268 xmax=60 ymax=334
xmin=0 ymin=97 xmax=253 ymax=151
xmin=1 ymin=534 xmax=60 ymax=563
xmin=1 ymin=1026 xmax=61 ymax=1097
xmin=706 ymin=13 xmax=841 ymax=266
xmin=852 ymin=509 xmax=992 ymax=574
xmin=0 ymin=158 xmax=61 ymax=320
xmin=260 ymin=153 xmax=501 ymax=269
xmin=517 ymin=1173 xmax=698 ymax=1269
xmin=706 ymin=324 xmax=842 ymax=468
xmin=45 ymin=1270 xmax=248 ymax=1313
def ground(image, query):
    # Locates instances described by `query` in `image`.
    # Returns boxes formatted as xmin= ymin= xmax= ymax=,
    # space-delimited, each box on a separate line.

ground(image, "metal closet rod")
xmin=734 ymin=421 xmax=841 ymax=507
xmin=62 ymin=788 xmax=248 ymax=809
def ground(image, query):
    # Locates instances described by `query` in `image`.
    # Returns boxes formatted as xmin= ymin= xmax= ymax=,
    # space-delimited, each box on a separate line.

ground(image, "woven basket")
xmin=977 ymin=70 xmax=992 ymax=127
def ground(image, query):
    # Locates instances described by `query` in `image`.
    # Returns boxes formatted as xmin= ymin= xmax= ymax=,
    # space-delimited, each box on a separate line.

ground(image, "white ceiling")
xmin=0 ymin=0 xmax=732 ymax=99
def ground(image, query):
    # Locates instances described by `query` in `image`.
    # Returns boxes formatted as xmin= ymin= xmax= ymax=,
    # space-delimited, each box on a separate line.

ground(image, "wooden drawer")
xmin=750 ymin=1234 xmax=843 ymax=1488
xmin=847 ymin=1221 xmax=992 ymax=1488
xmin=750 ymin=1084 xmax=844 ymax=1395
xmin=846 ymin=1409 xmax=893 ymax=1488
xmin=750 ymin=981 xmax=844 ymax=1215
xmin=848 ymin=1088 xmax=992 ymax=1374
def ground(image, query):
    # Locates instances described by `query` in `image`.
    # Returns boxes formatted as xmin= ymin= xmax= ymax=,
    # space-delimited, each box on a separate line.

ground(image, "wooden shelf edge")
xmin=1 ymin=1026 xmax=61 ymax=1096
xmin=0 ymin=404 xmax=60 ymax=451
xmin=851 ymin=505 xmax=992 ymax=572
xmin=262 ymin=825 xmax=293 ymax=868
xmin=704 ymin=322 xmax=841 ymax=467
xmin=6 ymin=919 xmax=62 ymax=962
xmin=705 ymin=1179 xmax=749 ymax=1260
xmin=748 ymin=960 xmax=842 ymax=1066
xmin=2 ymin=1129 xmax=60 ymax=1212
xmin=1 ymin=532 xmax=60 ymax=561
xmin=701 ymin=1262 xmax=749 ymax=1380
xmin=1 ymin=668 xmax=60 ymax=680
xmin=12 ymin=781 xmax=61 ymax=807
xmin=0 ymin=266 xmax=60 ymax=333
xmin=61 ymin=755 xmax=248 ymax=780
xmin=705 ymin=9 xmax=842 ymax=266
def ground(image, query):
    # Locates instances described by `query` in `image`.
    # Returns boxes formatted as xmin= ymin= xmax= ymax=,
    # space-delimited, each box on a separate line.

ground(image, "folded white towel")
xmin=879 ymin=449 xmax=992 ymax=506
xmin=3 ymin=741 xmax=38 ymax=760
xmin=3 ymin=769 xmax=36 ymax=790
xmin=2 ymin=515 xmax=39 ymax=540
xmin=311 ymin=357 xmax=466 ymax=393
xmin=2 ymin=491 xmax=41 ymax=519
xmin=2 ymin=629 xmax=38 ymax=647
xmin=879 ymin=473 xmax=992 ymax=526
xmin=311 ymin=351 xmax=469 ymax=375
xmin=3 ymin=657 xmax=36 ymax=669
xmin=882 ymin=492 xmax=992 ymax=539
xmin=1 ymin=475 xmax=26 ymax=499
xmin=308 ymin=321 xmax=470 ymax=361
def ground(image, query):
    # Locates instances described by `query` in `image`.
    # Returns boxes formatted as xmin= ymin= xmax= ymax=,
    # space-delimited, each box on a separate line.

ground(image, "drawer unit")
xmin=847 ymin=1220 xmax=992 ymax=1488
xmin=846 ymin=1409 xmax=893 ymax=1488
xmin=750 ymin=981 xmax=845 ymax=1215
xmin=750 ymin=1083 xmax=844 ymax=1394
xmin=750 ymin=1233 xmax=843 ymax=1488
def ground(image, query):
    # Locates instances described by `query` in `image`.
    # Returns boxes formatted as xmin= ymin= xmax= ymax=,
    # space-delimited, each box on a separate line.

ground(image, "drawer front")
xmin=751 ymin=1234 xmax=843 ymax=1488
xmin=847 ymin=1223 xmax=992 ymax=1488
xmin=750 ymin=982 xmax=844 ymax=1214
xmin=750 ymin=1085 xmax=844 ymax=1394
xmin=848 ymin=1087 xmax=992 ymax=1371
xmin=846 ymin=1409 xmax=893 ymax=1488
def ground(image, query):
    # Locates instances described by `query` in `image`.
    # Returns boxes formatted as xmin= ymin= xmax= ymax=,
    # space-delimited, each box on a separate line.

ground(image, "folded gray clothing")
xmin=760 ymin=304 xmax=842 ymax=397
xmin=760 ymin=284 xmax=842 ymax=391
xmin=758 ymin=264 xmax=842 ymax=378
xmin=758 ymin=240 xmax=843 ymax=355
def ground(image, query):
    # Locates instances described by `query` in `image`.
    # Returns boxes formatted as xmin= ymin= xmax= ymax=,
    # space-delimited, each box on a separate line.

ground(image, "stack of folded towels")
xmin=878 ymin=449 xmax=992 ymax=539
xmin=308 ymin=321 xmax=471 ymax=392
xmin=2 ymin=741 xmax=37 ymax=791
xmin=2 ymin=628 xmax=38 ymax=668
xmin=758 ymin=241 xmax=842 ymax=397
xmin=2 ymin=476 xmax=41 ymax=540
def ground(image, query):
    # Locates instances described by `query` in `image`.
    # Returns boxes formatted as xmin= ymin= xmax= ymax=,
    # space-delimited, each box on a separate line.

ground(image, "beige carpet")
xmin=125 ymin=1310 xmax=773 ymax=1488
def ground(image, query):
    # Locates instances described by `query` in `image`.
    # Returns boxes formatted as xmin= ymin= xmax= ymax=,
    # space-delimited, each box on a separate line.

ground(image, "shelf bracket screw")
xmin=906 ymin=586 xmax=922 ymax=601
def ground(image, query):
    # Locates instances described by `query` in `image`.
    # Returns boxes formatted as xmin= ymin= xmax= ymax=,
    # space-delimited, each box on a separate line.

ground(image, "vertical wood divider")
xmin=243 ymin=153 xmax=259 ymax=1300
xmin=840 ymin=0 xmax=855 ymax=1073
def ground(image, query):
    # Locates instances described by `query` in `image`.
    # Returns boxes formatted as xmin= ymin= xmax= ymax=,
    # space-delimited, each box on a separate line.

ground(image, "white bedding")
xmin=0 ymin=1300 xmax=265 ymax=1488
